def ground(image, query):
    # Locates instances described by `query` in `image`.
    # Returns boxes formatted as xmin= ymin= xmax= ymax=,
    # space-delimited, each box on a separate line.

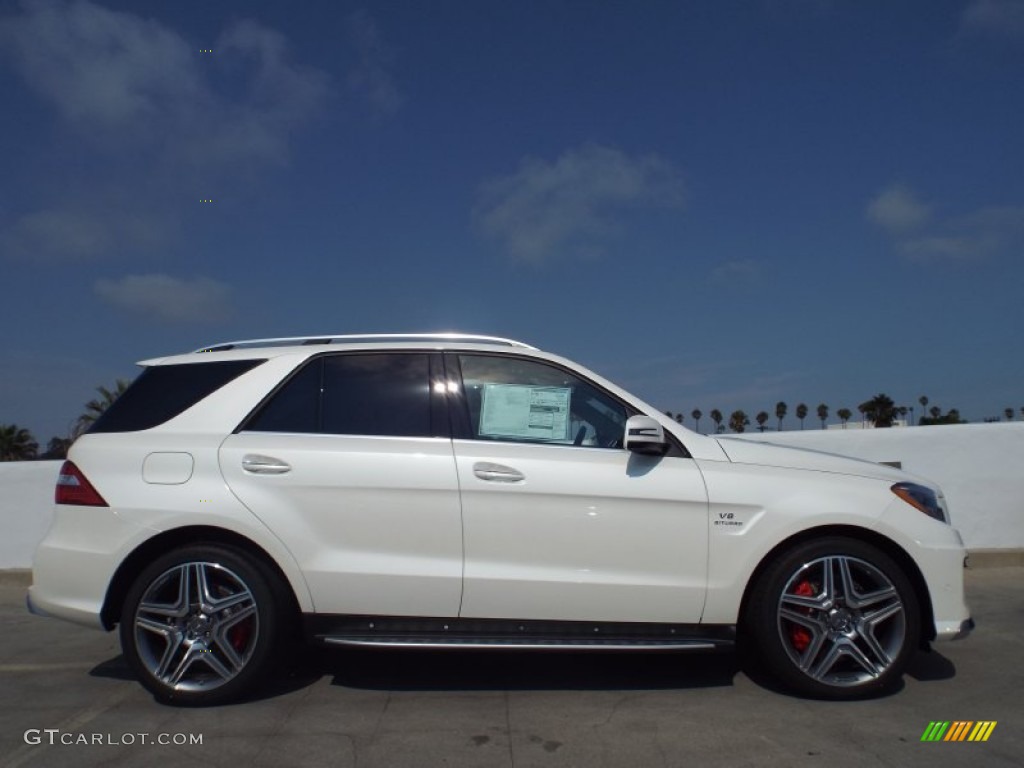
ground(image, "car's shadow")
xmin=905 ymin=647 xmax=957 ymax=682
xmin=89 ymin=647 xmax=741 ymax=704
xmin=317 ymin=646 xmax=740 ymax=692
xmin=89 ymin=645 xmax=956 ymax=705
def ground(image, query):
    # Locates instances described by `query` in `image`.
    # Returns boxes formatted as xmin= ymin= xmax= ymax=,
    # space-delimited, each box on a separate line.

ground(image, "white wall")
xmin=0 ymin=460 xmax=60 ymax=568
xmin=736 ymin=422 xmax=1024 ymax=550
xmin=1 ymin=424 xmax=1021 ymax=568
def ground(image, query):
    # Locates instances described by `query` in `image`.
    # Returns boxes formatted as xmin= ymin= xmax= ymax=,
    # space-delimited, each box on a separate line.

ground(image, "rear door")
xmin=219 ymin=351 xmax=464 ymax=617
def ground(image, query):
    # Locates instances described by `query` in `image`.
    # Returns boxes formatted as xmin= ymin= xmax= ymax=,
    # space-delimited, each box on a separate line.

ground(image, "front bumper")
xmin=876 ymin=500 xmax=972 ymax=644
xmin=937 ymin=616 xmax=975 ymax=641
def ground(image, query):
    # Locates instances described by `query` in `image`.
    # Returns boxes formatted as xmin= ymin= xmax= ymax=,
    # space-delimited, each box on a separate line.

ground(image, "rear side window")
xmin=89 ymin=360 xmax=265 ymax=433
xmin=245 ymin=353 xmax=436 ymax=437
xmin=322 ymin=354 xmax=431 ymax=436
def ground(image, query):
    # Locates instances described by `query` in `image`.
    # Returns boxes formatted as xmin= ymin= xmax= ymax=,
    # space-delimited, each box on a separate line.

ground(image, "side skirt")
xmin=304 ymin=614 xmax=735 ymax=652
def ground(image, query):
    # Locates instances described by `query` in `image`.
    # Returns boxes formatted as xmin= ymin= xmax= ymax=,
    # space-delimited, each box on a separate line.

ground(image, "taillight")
xmin=55 ymin=461 xmax=108 ymax=507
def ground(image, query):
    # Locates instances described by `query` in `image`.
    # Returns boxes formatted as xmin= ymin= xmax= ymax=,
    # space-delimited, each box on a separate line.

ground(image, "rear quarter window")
xmin=89 ymin=360 xmax=265 ymax=433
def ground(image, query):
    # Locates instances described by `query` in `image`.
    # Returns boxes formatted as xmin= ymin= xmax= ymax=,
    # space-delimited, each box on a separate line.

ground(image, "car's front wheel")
xmin=119 ymin=544 xmax=286 ymax=705
xmin=744 ymin=537 xmax=920 ymax=699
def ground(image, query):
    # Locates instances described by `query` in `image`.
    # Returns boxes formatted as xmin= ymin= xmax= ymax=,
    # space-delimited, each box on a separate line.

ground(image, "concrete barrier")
xmin=0 ymin=460 xmax=60 ymax=569
xmin=1 ymin=423 xmax=1021 ymax=569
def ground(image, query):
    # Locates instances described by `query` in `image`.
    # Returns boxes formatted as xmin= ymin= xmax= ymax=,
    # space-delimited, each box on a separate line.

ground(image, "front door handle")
xmin=242 ymin=454 xmax=291 ymax=474
xmin=473 ymin=462 xmax=525 ymax=483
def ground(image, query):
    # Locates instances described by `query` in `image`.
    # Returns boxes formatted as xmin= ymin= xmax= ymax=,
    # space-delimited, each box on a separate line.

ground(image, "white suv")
xmin=29 ymin=334 xmax=972 ymax=704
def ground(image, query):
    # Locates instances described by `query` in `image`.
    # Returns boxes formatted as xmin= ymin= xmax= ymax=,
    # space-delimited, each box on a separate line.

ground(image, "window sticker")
xmin=479 ymin=384 xmax=571 ymax=441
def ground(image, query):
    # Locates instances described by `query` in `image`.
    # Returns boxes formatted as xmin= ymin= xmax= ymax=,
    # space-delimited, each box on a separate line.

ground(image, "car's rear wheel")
xmin=119 ymin=544 xmax=286 ymax=705
xmin=744 ymin=536 xmax=920 ymax=699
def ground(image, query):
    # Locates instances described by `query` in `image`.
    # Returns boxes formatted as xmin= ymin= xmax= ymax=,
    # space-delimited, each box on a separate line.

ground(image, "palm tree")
xmin=929 ymin=406 xmax=941 ymax=420
xmin=816 ymin=403 xmax=829 ymax=429
xmin=1005 ymin=408 xmax=1014 ymax=421
xmin=42 ymin=436 xmax=73 ymax=460
xmin=756 ymin=411 xmax=769 ymax=432
xmin=859 ymin=393 xmax=898 ymax=428
xmin=729 ymin=410 xmax=749 ymax=433
xmin=0 ymin=424 xmax=39 ymax=461
xmin=674 ymin=413 xmax=683 ymax=424
xmin=837 ymin=408 xmax=852 ymax=429
xmin=775 ymin=401 xmax=787 ymax=432
xmin=918 ymin=396 xmax=929 ymax=424
xmin=710 ymin=409 xmax=723 ymax=434
xmin=74 ymin=379 xmax=131 ymax=437
xmin=796 ymin=403 xmax=808 ymax=430
xmin=691 ymin=409 xmax=702 ymax=434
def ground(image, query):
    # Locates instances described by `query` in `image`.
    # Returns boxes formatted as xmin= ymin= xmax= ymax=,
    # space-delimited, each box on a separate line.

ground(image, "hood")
xmin=715 ymin=437 xmax=911 ymax=483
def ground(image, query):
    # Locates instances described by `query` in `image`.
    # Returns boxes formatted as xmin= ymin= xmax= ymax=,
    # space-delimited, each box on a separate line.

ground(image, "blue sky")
xmin=2 ymin=0 xmax=1023 ymax=442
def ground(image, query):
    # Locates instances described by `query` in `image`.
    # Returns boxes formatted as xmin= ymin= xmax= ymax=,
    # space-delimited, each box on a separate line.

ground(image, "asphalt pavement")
xmin=0 ymin=567 xmax=1020 ymax=768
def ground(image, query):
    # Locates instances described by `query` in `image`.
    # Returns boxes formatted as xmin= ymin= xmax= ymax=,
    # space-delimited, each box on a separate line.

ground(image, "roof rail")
xmin=194 ymin=333 xmax=537 ymax=353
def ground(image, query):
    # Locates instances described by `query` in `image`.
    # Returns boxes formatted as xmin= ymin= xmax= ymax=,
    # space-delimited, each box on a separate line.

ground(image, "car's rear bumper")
xmin=28 ymin=505 xmax=152 ymax=631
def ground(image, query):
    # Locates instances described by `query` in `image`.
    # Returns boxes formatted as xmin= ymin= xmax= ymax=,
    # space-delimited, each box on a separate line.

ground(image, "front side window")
xmin=455 ymin=354 xmax=629 ymax=448
xmin=245 ymin=353 xmax=435 ymax=437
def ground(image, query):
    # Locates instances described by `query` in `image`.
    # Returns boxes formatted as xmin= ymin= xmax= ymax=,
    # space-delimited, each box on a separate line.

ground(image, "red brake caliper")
xmin=228 ymin=621 xmax=252 ymax=653
xmin=789 ymin=580 xmax=815 ymax=652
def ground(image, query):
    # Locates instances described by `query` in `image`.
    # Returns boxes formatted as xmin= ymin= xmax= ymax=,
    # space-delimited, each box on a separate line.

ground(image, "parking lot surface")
xmin=0 ymin=567 xmax=1020 ymax=768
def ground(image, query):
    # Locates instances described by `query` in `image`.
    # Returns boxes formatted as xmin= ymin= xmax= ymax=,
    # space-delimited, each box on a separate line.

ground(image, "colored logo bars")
xmin=921 ymin=721 xmax=997 ymax=742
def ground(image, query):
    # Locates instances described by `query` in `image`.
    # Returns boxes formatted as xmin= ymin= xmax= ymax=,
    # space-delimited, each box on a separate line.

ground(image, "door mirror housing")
xmin=624 ymin=415 xmax=669 ymax=456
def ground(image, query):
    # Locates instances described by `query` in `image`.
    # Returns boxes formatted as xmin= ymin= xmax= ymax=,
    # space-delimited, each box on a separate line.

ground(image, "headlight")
xmin=891 ymin=482 xmax=946 ymax=523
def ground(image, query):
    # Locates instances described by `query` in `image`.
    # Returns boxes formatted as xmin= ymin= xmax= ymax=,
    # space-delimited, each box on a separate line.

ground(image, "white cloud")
xmin=94 ymin=274 xmax=232 ymax=323
xmin=869 ymin=182 xmax=1024 ymax=262
xmin=710 ymin=259 xmax=761 ymax=283
xmin=475 ymin=144 xmax=685 ymax=263
xmin=901 ymin=205 xmax=1024 ymax=262
xmin=900 ymin=236 xmax=987 ymax=261
xmin=0 ymin=0 xmax=329 ymax=262
xmin=346 ymin=10 xmax=403 ymax=115
xmin=0 ymin=0 xmax=328 ymax=165
xmin=961 ymin=0 xmax=1024 ymax=38
xmin=866 ymin=184 xmax=931 ymax=234
xmin=0 ymin=0 xmax=204 ymax=127
xmin=1 ymin=206 xmax=167 ymax=262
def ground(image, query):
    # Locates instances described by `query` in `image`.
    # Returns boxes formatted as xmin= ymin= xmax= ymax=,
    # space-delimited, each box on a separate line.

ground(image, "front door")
xmin=448 ymin=353 xmax=709 ymax=624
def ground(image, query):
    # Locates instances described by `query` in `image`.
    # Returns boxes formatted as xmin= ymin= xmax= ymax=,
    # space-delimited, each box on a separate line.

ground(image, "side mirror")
xmin=624 ymin=415 xmax=669 ymax=456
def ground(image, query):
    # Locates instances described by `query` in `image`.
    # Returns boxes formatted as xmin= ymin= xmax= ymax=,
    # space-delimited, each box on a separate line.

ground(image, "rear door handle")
xmin=473 ymin=462 xmax=525 ymax=483
xmin=242 ymin=454 xmax=291 ymax=474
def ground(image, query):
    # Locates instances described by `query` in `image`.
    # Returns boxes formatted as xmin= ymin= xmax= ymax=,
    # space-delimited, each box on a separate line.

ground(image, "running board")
xmin=322 ymin=636 xmax=723 ymax=651
xmin=305 ymin=614 xmax=735 ymax=651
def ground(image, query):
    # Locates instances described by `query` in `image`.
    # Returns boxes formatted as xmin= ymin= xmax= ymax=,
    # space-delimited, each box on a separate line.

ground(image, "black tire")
xmin=119 ymin=544 xmax=288 ymax=705
xmin=743 ymin=536 xmax=920 ymax=699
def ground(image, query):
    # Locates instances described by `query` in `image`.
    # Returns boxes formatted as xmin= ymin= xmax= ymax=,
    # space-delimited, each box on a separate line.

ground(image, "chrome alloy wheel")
xmin=133 ymin=562 xmax=259 ymax=693
xmin=776 ymin=555 xmax=906 ymax=687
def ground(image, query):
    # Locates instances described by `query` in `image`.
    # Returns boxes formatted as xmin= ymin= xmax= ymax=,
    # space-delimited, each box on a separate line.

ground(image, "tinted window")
xmin=245 ymin=353 xmax=434 ymax=437
xmin=245 ymin=358 xmax=321 ymax=433
xmin=457 ymin=355 xmax=628 ymax=448
xmin=90 ymin=360 xmax=264 ymax=433
xmin=322 ymin=354 xmax=431 ymax=437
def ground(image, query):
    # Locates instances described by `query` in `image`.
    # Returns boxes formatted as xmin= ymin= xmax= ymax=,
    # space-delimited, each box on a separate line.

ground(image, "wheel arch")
xmin=101 ymin=526 xmax=302 ymax=631
xmin=737 ymin=524 xmax=936 ymax=648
